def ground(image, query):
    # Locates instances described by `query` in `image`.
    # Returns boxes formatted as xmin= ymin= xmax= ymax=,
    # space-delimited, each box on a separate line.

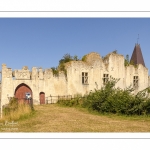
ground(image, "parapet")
xmin=14 ymin=66 xmax=30 ymax=80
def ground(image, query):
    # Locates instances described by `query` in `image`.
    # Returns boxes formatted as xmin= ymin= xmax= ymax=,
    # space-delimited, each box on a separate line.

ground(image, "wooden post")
xmin=50 ymin=95 xmax=52 ymax=104
xmin=46 ymin=97 xmax=48 ymax=104
xmin=30 ymin=98 xmax=34 ymax=110
xmin=0 ymin=101 xmax=2 ymax=119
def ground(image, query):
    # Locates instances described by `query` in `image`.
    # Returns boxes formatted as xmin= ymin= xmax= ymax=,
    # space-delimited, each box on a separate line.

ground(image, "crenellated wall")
xmin=0 ymin=51 xmax=149 ymax=106
xmin=1 ymin=64 xmax=67 ymax=105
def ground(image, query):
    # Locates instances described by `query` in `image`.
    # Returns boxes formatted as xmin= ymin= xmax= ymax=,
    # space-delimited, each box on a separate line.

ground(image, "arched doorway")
xmin=15 ymin=83 xmax=32 ymax=103
xmin=40 ymin=92 xmax=45 ymax=104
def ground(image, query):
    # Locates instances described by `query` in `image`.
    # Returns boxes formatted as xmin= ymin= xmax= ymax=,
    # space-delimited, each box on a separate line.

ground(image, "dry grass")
xmin=0 ymin=103 xmax=32 ymax=122
xmin=1 ymin=104 xmax=150 ymax=132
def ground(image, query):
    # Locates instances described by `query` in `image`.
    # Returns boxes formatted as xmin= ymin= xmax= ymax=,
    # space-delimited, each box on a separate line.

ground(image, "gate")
xmin=15 ymin=83 xmax=32 ymax=104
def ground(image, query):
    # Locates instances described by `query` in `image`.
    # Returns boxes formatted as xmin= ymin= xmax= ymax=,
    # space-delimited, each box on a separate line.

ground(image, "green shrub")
xmin=82 ymin=77 xmax=150 ymax=116
xmin=57 ymin=76 xmax=150 ymax=116
xmin=57 ymin=96 xmax=84 ymax=107
xmin=81 ymin=55 xmax=87 ymax=62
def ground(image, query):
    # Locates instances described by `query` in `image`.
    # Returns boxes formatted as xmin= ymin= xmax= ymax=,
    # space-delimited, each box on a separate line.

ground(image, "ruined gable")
xmin=85 ymin=52 xmax=102 ymax=64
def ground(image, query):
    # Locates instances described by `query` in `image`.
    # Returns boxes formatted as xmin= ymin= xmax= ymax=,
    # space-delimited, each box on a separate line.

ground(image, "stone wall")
xmin=0 ymin=51 xmax=149 ymax=106
xmin=1 ymin=64 xmax=67 ymax=105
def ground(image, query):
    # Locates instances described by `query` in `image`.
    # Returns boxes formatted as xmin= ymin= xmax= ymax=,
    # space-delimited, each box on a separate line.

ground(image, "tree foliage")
xmin=81 ymin=55 xmax=87 ymax=62
xmin=51 ymin=53 xmax=79 ymax=77
xmin=124 ymin=54 xmax=137 ymax=67
xmin=124 ymin=54 xmax=130 ymax=66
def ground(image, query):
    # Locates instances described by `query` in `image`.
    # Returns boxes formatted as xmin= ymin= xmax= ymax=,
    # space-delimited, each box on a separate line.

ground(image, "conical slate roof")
xmin=130 ymin=44 xmax=145 ymax=67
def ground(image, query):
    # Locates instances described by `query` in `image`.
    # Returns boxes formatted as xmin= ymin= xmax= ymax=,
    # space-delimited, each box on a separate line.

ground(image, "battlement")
xmin=2 ymin=65 xmax=66 ymax=81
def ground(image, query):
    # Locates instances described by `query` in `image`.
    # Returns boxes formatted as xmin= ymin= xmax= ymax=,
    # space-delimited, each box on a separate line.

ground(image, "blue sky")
xmin=0 ymin=18 xmax=150 ymax=74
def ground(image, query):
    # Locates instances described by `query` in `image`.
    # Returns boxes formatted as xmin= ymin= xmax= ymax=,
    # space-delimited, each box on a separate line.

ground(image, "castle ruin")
xmin=0 ymin=43 xmax=150 ymax=107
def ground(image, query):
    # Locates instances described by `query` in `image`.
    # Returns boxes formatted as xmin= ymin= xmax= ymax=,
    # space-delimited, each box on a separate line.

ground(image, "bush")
xmin=57 ymin=77 xmax=150 ymax=116
xmin=3 ymin=97 xmax=18 ymax=116
xmin=57 ymin=96 xmax=85 ymax=107
xmin=82 ymin=77 xmax=150 ymax=116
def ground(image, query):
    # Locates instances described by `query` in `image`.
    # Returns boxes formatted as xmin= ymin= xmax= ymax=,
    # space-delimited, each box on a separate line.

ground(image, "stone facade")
xmin=0 ymin=50 xmax=149 ymax=106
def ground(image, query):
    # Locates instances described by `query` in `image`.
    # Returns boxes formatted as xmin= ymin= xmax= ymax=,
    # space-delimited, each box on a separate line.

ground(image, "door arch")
xmin=15 ymin=83 xmax=32 ymax=103
xmin=40 ymin=92 xmax=45 ymax=104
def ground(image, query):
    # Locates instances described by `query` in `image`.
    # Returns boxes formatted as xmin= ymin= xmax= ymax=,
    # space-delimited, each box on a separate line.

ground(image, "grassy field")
xmin=0 ymin=104 xmax=150 ymax=132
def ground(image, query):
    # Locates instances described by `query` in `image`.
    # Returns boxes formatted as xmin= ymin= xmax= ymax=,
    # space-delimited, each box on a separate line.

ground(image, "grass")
xmin=1 ymin=102 xmax=32 ymax=121
xmin=0 ymin=104 xmax=150 ymax=132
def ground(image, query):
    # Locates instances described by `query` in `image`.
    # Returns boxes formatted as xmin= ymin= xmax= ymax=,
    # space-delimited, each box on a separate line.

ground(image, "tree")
xmin=51 ymin=53 xmax=79 ymax=77
xmin=73 ymin=55 xmax=79 ymax=61
xmin=59 ymin=53 xmax=73 ymax=64
xmin=124 ymin=54 xmax=130 ymax=66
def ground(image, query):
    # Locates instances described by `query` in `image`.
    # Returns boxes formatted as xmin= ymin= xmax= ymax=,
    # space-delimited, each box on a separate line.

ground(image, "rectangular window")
xmin=103 ymin=74 xmax=109 ymax=84
xmin=82 ymin=72 xmax=88 ymax=84
xmin=133 ymin=76 xmax=138 ymax=88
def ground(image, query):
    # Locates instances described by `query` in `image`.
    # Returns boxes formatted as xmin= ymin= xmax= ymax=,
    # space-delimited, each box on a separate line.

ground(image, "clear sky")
xmin=0 ymin=18 xmax=150 ymax=74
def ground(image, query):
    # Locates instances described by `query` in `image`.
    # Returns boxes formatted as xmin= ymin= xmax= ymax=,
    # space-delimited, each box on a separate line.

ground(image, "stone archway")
xmin=39 ymin=92 xmax=45 ymax=104
xmin=15 ymin=83 xmax=32 ymax=103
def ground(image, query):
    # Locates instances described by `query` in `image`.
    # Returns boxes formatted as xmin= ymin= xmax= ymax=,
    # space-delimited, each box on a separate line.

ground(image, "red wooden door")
xmin=40 ymin=92 xmax=45 ymax=104
xmin=15 ymin=83 xmax=32 ymax=103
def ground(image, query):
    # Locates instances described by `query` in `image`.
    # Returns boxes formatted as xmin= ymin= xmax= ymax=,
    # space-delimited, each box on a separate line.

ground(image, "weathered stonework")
xmin=14 ymin=66 xmax=31 ymax=80
xmin=0 ymin=50 xmax=149 ymax=106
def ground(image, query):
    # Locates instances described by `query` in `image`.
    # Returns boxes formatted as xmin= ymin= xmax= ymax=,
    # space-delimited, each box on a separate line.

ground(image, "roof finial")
xmin=137 ymin=34 xmax=139 ymax=44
